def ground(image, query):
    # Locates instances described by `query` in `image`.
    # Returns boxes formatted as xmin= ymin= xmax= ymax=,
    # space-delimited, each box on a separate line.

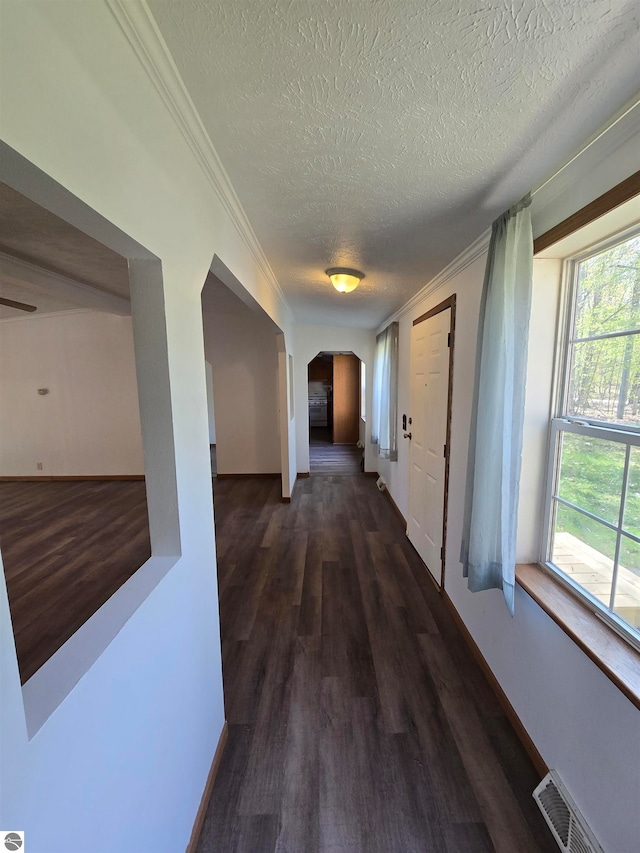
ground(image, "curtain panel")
xmin=461 ymin=194 xmax=533 ymax=615
xmin=371 ymin=321 xmax=399 ymax=461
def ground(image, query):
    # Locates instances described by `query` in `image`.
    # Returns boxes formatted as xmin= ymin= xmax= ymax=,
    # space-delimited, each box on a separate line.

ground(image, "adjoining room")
xmin=308 ymin=351 xmax=364 ymax=475
xmin=0 ymin=183 xmax=150 ymax=684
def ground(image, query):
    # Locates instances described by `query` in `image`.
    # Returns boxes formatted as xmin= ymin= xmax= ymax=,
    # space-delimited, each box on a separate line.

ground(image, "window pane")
xmin=567 ymin=334 xmax=640 ymax=426
xmin=623 ymin=446 xmax=640 ymax=538
xmin=574 ymin=235 xmax=640 ymax=339
xmin=552 ymin=502 xmax=616 ymax=608
xmin=569 ymin=234 xmax=640 ymax=426
xmin=613 ymin=534 xmax=640 ymax=631
xmin=556 ymin=432 xmax=625 ymax=525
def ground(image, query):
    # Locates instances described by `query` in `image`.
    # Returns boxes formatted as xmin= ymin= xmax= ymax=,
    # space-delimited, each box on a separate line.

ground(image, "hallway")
xmin=199 ymin=475 xmax=555 ymax=852
xmin=309 ymin=427 xmax=362 ymax=475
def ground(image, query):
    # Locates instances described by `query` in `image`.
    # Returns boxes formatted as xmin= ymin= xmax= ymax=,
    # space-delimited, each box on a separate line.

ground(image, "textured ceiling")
xmin=150 ymin=1 xmax=639 ymax=328
xmin=0 ymin=183 xmax=130 ymax=319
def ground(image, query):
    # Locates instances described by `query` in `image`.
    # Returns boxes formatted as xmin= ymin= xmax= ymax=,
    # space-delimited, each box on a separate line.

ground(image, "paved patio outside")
xmin=553 ymin=531 xmax=640 ymax=629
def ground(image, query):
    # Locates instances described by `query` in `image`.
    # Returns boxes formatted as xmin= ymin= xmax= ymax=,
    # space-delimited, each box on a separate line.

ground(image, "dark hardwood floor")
xmin=200 ymin=475 xmax=556 ymax=852
xmin=0 ymin=472 xmax=557 ymax=850
xmin=309 ymin=427 xmax=362 ymax=475
xmin=0 ymin=480 xmax=151 ymax=683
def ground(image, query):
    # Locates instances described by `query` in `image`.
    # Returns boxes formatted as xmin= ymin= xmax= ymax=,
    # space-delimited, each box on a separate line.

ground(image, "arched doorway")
xmin=308 ymin=351 xmax=364 ymax=475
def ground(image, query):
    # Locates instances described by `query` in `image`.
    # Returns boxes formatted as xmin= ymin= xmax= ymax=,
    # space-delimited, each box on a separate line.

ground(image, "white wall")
xmin=0 ymin=2 xmax=293 ymax=851
xmin=202 ymin=303 xmax=281 ymax=476
xmin=278 ymin=340 xmax=297 ymax=498
xmin=377 ymin=249 xmax=640 ymax=852
xmin=204 ymin=360 xmax=216 ymax=445
xmin=516 ymin=259 xmax=562 ymax=560
xmin=0 ymin=310 xmax=144 ymax=476
xmin=292 ymin=324 xmax=375 ymax=474
xmin=359 ymin=417 xmax=366 ymax=449
xmin=286 ymin=350 xmax=297 ymax=494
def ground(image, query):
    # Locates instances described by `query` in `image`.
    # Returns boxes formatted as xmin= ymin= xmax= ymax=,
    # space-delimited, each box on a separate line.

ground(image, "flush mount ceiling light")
xmin=326 ymin=267 xmax=364 ymax=293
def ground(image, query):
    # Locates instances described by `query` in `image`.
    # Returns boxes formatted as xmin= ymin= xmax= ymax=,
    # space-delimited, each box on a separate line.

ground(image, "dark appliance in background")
xmin=308 ymin=392 xmax=328 ymax=427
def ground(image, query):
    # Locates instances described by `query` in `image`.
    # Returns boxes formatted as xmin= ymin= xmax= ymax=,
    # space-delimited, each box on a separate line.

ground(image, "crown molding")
xmin=532 ymin=98 xmax=640 ymax=222
xmin=379 ymin=228 xmax=491 ymax=330
xmin=105 ymin=0 xmax=291 ymax=320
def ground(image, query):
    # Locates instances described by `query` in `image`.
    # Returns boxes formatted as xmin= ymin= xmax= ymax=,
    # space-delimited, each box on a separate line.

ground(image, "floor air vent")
xmin=533 ymin=771 xmax=603 ymax=853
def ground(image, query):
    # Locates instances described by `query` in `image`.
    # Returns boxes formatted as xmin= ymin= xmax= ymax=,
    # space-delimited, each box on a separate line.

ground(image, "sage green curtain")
xmin=372 ymin=321 xmax=399 ymax=461
xmin=461 ymin=195 xmax=533 ymax=615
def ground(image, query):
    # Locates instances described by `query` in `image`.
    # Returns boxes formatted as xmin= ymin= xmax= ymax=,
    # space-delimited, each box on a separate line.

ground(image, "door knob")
xmin=403 ymin=432 xmax=412 ymax=440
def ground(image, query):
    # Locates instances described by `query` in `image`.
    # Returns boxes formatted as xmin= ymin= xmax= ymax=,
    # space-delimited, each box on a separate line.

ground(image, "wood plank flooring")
xmin=200 ymin=475 xmax=556 ymax=852
xmin=0 ymin=480 xmax=151 ymax=683
xmin=309 ymin=428 xmax=362 ymax=475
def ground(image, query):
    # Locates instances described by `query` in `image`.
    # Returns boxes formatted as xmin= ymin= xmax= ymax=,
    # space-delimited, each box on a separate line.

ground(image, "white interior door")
xmin=407 ymin=308 xmax=451 ymax=585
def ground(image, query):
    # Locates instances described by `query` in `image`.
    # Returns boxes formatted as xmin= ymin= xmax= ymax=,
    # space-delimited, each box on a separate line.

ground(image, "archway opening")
xmin=307 ymin=351 xmax=364 ymax=475
xmin=0 ymin=143 xmax=180 ymax=734
xmin=0 ymin=182 xmax=153 ymax=685
xmin=200 ymin=266 xmax=284 ymax=485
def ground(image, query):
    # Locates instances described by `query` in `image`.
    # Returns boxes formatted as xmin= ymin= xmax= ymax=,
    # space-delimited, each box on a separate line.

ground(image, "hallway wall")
xmin=0 ymin=3 xmax=294 ymax=851
xmin=376 ymin=146 xmax=640 ymax=850
xmin=379 ymin=249 xmax=640 ymax=853
xmin=205 ymin=360 xmax=216 ymax=445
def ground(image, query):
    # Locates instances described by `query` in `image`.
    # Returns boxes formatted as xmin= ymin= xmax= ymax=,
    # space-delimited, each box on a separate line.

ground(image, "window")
xmin=544 ymin=229 xmax=640 ymax=648
xmin=360 ymin=359 xmax=366 ymax=420
xmin=371 ymin=322 xmax=399 ymax=461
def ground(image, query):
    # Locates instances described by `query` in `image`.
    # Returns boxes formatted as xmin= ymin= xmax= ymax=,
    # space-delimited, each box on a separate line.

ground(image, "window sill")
xmin=515 ymin=563 xmax=640 ymax=711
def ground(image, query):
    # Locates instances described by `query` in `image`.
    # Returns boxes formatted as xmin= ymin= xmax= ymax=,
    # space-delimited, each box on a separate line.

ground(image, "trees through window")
xmin=545 ymin=230 xmax=640 ymax=647
xmin=567 ymin=235 xmax=640 ymax=425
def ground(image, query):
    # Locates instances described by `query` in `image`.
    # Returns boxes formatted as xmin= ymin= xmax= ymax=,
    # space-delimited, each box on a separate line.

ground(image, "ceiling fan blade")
xmin=0 ymin=296 xmax=37 ymax=312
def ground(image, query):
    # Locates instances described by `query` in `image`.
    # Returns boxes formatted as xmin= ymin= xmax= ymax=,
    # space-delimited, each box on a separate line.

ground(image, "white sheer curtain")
xmin=461 ymin=194 xmax=533 ymax=615
xmin=371 ymin=321 xmax=399 ymax=461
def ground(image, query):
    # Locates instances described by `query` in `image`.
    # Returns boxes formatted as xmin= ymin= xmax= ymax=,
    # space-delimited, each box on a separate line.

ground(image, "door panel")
xmin=333 ymin=354 xmax=360 ymax=444
xmin=407 ymin=309 xmax=451 ymax=585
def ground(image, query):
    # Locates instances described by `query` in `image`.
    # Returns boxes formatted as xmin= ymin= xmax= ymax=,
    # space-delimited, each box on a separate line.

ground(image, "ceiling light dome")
xmin=326 ymin=267 xmax=364 ymax=293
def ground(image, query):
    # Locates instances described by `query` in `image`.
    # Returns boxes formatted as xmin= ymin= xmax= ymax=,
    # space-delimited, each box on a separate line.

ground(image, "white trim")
xmin=0 ymin=251 xmax=131 ymax=315
xmin=542 ymin=418 xmax=640 ymax=651
xmin=531 ymin=96 xmax=640 ymax=215
xmin=531 ymin=102 xmax=640 ymax=241
xmin=540 ymin=210 xmax=640 ymax=652
xmin=560 ymin=221 xmax=640 ymax=267
xmin=105 ymin=0 xmax=292 ymax=322
xmin=558 ymin=224 xmax=640 ymax=432
xmin=541 ymin=420 xmax=561 ymax=563
xmin=378 ymin=228 xmax=491 ymax=330
xmin=553 ymin=419 xmax=640 ymax=445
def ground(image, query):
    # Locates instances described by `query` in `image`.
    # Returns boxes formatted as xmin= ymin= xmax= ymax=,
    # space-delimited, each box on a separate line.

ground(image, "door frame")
xmin=411 ymin=293 xmax=456 ymax=590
